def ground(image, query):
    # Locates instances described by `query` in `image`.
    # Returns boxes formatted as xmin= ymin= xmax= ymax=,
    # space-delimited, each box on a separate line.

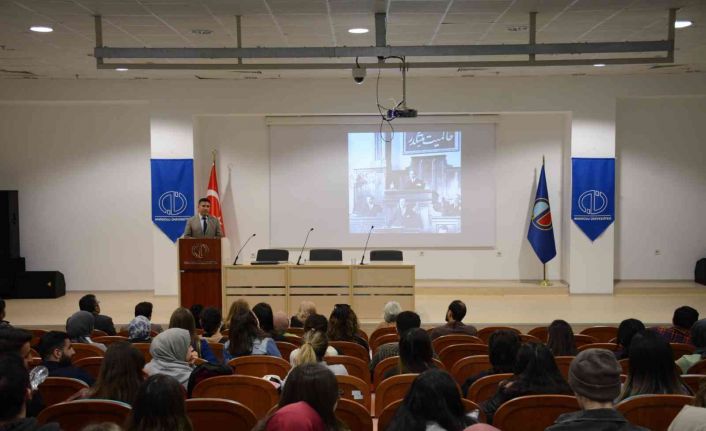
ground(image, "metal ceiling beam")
xmin=95 ymin=41 xmax=670 ymax=60
xmin=97 ymin=56 xmax=672 ymax=71
xmin=375 ymin=13 xmax=386 ymax=49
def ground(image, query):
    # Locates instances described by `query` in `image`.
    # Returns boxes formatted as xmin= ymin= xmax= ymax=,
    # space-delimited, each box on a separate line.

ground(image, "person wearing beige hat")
xmin=546 ymin=349 xmax=648 ymax=431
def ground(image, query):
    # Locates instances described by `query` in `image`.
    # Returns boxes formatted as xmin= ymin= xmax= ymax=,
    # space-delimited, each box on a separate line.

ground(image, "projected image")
xmin=348 ymin=131 xmax=462 ymax=234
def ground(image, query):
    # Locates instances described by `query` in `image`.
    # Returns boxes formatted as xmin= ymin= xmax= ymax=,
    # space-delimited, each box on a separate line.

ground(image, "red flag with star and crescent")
xmin=206 ymin=162 xmax=226 ymax=236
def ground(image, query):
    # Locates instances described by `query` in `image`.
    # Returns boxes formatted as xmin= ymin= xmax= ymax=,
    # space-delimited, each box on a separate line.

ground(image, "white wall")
xmin=0 ymin=73 xmax=705 ymax=294
xmin=0 ymin=102 xmax=152 ymax=291
xmin=195 ymin=113 xmax=566 ymax=280
xmin=616 ymin=96 xmax=706 ymax=279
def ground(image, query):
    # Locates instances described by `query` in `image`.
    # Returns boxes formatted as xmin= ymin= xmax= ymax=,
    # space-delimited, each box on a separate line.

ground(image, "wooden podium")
xmin=178 ymin=238 xmax=222 ymax=310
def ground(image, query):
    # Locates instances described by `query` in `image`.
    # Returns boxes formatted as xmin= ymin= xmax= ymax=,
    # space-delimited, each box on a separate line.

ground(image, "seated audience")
xmin=0 ymin=327 xmax=32 ymax=368
xmin=388 ymin=369 xmax=478 ymax=431
xmin=292 ymin=330 xmax=347 ymax=376
xmin=254 ymin=302 xmax=285 ymax=341
xmin=134 ymin=301 xmax=163 ymax=334
xmin=290 ymin=301 xmax=316 ymax=328
xmin=0 ymin=298 xmax=10 ymax=328
xmin=66 ymin=311 xmax=107 ymax=351
xmin=384 ymin=327 xmax=435 ymax=379
xmin=200 ymin=307 xmax=226 ymax=343
xmin=547 ymin=319 xmax=578 ymax=357
xmin=370 ymin=311 xmax=421 ymax=374
xmin=615 ymin=318 xmax=646 ymax=360
xmin=169 ymin=307 xmax=217 ymax=363
xmin=290 ymin=314 xmax=338 ymax=364
xmin=482 ymin=342 xmax=572 ymax=423
xmin=223 ymin=310 xmax=281 ymax=360
xmin=375 ymin=301 xmax=402 ymax=331
xmin=127 ymin=315 xmax=152 ymax=343
xmin=79 ymin=294 xmax=116 ymax=335
xmin=327 ymin=303 xmax=369 ymax=350
xmin=223 ymin=299 xmax=250 ymax=331
xmin=81 ymin=341 xmax=145 ymax=405
xmin=144 ymin=328 xmax=195 ymax=389
xmin=654 ymin=306 xmax=699 ymax=345
xmin=546 ymin=348 xmax=648 ymax=431
xmin=617 ymin=330 xmax=690 ymax=401
xmin=430 ymin=300 xmax=477 ymax=340
xmin=668 ymin=377 xmax=706 ymax=430
xmin=189 ymin=304 xmax=204 ymax=330
xmin=36 ymin=331 xmax=94 ymax=385
xmin=676 ymin=318 xmax=706 ymax=374
xmin=0 ymin=328 xmax=42 ymax=417
xmin=125 ymin=374 xmax=192 ymax=431
xmin=462 ymin=329 xmax=520 ymax=396
xmin=253 ymin=363 xmax=345 ymax=431
xmin=0 ymin=353 xmax=60 ymax=431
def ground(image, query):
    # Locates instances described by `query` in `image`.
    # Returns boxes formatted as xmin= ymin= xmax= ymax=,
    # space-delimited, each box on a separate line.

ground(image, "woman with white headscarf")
xmin=66 ymin=310 xmax=107 ymax=351
xmin=144 ymin=328 xmax=196 ymax=388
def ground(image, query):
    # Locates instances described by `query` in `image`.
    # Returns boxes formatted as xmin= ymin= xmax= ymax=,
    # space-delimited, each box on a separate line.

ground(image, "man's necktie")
xmin=202 ymin=217 xmax=207 ymax=235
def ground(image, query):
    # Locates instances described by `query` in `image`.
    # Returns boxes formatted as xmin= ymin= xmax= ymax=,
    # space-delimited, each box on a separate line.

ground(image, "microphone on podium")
xmin=359 ymin=225 xmax=374 ymax=265
xmin=296 ymin=228 xmax=315 ymax=265
xmin=233 ymin=233 xmax=256 ymax=265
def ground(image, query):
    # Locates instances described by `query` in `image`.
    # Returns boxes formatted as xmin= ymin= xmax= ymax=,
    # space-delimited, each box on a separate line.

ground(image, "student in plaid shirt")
xmin=653 ymin=306 xmax=699 ymax=344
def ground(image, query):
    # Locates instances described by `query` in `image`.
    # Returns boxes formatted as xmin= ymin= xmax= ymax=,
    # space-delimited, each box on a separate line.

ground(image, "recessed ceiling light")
xmin=348 ymin=28 xmax=369 ymax=34
xmin=593 ymin=63 xmax=606 ymax=67
xmin=115 ymin=68 xmax=129 ymax=72
xmin=674 ymin=20 xmax=692 ymax=29
xmin=30 ymin=26 xmax=53 ymax=33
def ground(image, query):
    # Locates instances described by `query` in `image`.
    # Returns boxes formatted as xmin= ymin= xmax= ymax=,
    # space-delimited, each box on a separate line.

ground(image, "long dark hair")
xmin=616 ymin=318 xmax=646 ymax=359
xmin=126 ymin=374 xmax=192 ymax=431
xmin=253 ymin=363 xmax=343 ymax=431
xmin=399 ymin=328 xmax=434 ymax=374
xmin=227 ymin=311 xmax=263 ymax=357
xmin=388 ymin=369 xmax=476 ymax=431
xmin=547 ymin=320 xmax=577 ymax=357
xmin=90 ymin=341 xmax=144 ymax=405
xmin=488 ymin=330 xmax=520 ymax=373
xmin=253 ymin=303 xmax=275 ymax=337
xmin=327 ymin=304 xmax=360 ymax=341
xmin=618 ymin=330 xmax=686 ymax=401
xmin=509 ymin=342 xmax=571 ymax=395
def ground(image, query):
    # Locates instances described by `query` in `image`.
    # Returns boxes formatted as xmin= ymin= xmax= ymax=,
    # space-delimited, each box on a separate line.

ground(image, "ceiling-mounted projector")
xmin=387 ymin=106 xmax=418 ymax=119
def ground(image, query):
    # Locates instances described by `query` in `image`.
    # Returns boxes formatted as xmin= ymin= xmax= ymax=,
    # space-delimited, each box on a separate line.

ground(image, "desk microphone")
xmin=359 ymin=225 xmax=374 ymax=265
xmin=233 ymin=233 xmax=256 ymax=265
xmin=296 ymin=228 xmax=314 ymax=265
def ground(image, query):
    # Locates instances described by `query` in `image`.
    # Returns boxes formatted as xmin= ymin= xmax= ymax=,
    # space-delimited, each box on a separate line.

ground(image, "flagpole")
xmin=212 ymin=150 xmax=216 ymax=165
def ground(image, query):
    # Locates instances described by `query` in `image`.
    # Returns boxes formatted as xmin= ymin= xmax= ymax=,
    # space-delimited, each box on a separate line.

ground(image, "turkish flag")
xmin=207 ymin=163 xmax=226 ymax=236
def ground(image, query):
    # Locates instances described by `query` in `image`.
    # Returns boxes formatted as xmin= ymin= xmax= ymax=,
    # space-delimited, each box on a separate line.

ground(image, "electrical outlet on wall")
xmin=250 ymin=252 xmax=255 ymax=259
xmin=654 ymin=249 xmax=661 ymax=256
xmin=418 ymin=251 xmax=424 ymax=257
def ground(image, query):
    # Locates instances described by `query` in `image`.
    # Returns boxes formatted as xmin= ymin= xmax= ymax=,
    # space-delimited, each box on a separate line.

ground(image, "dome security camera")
xmin=352 ymin=65 xmax=366 ymax=84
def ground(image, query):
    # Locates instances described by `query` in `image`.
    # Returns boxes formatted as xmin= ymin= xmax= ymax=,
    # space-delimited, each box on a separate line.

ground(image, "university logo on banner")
xmin=151 ymin=159 xmax=195 ymax=242
xmin=571 ymin=158 xmax=615 ymax=241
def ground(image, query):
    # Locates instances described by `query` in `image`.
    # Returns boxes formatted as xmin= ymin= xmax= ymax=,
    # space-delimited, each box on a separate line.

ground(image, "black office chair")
xmin=256 ymin=249 xmax=289 ymax=262
xmin=370 ymin=250 xmax=403 ymax=261
xmin=309 ymin=249 xmax=343 ymax=261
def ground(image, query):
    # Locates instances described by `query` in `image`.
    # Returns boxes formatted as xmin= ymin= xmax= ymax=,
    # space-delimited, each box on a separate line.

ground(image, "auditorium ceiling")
xmin=0 ymin=0 xmax=704 ymax=80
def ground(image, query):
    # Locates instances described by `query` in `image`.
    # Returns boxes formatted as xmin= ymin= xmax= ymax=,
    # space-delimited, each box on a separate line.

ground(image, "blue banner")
xmin=527 ymin=164 xmax=557 ymax=264
xmin=572 ymin=158 xmax=615 ymax=241
xmin=151 ymin=159 xmax=194 ymax=242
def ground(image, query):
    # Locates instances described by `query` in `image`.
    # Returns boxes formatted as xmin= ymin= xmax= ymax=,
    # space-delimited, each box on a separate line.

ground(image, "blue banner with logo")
xmin=572 ymin=158 xmax=615 ymax=241
xmin=151 ymin=159 xmax=194 ymax=242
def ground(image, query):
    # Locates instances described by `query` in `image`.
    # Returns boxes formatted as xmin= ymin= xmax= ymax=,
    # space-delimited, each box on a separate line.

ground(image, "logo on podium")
xmin=191 ymin=243 xmax=210 ymax=259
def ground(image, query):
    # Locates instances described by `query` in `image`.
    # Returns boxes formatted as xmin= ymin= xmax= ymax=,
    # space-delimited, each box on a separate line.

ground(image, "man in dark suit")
xmin=183 ymin=198 xmax=224 ymax=238
xmin=79 ymin=294 xmax=115 ymax=335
